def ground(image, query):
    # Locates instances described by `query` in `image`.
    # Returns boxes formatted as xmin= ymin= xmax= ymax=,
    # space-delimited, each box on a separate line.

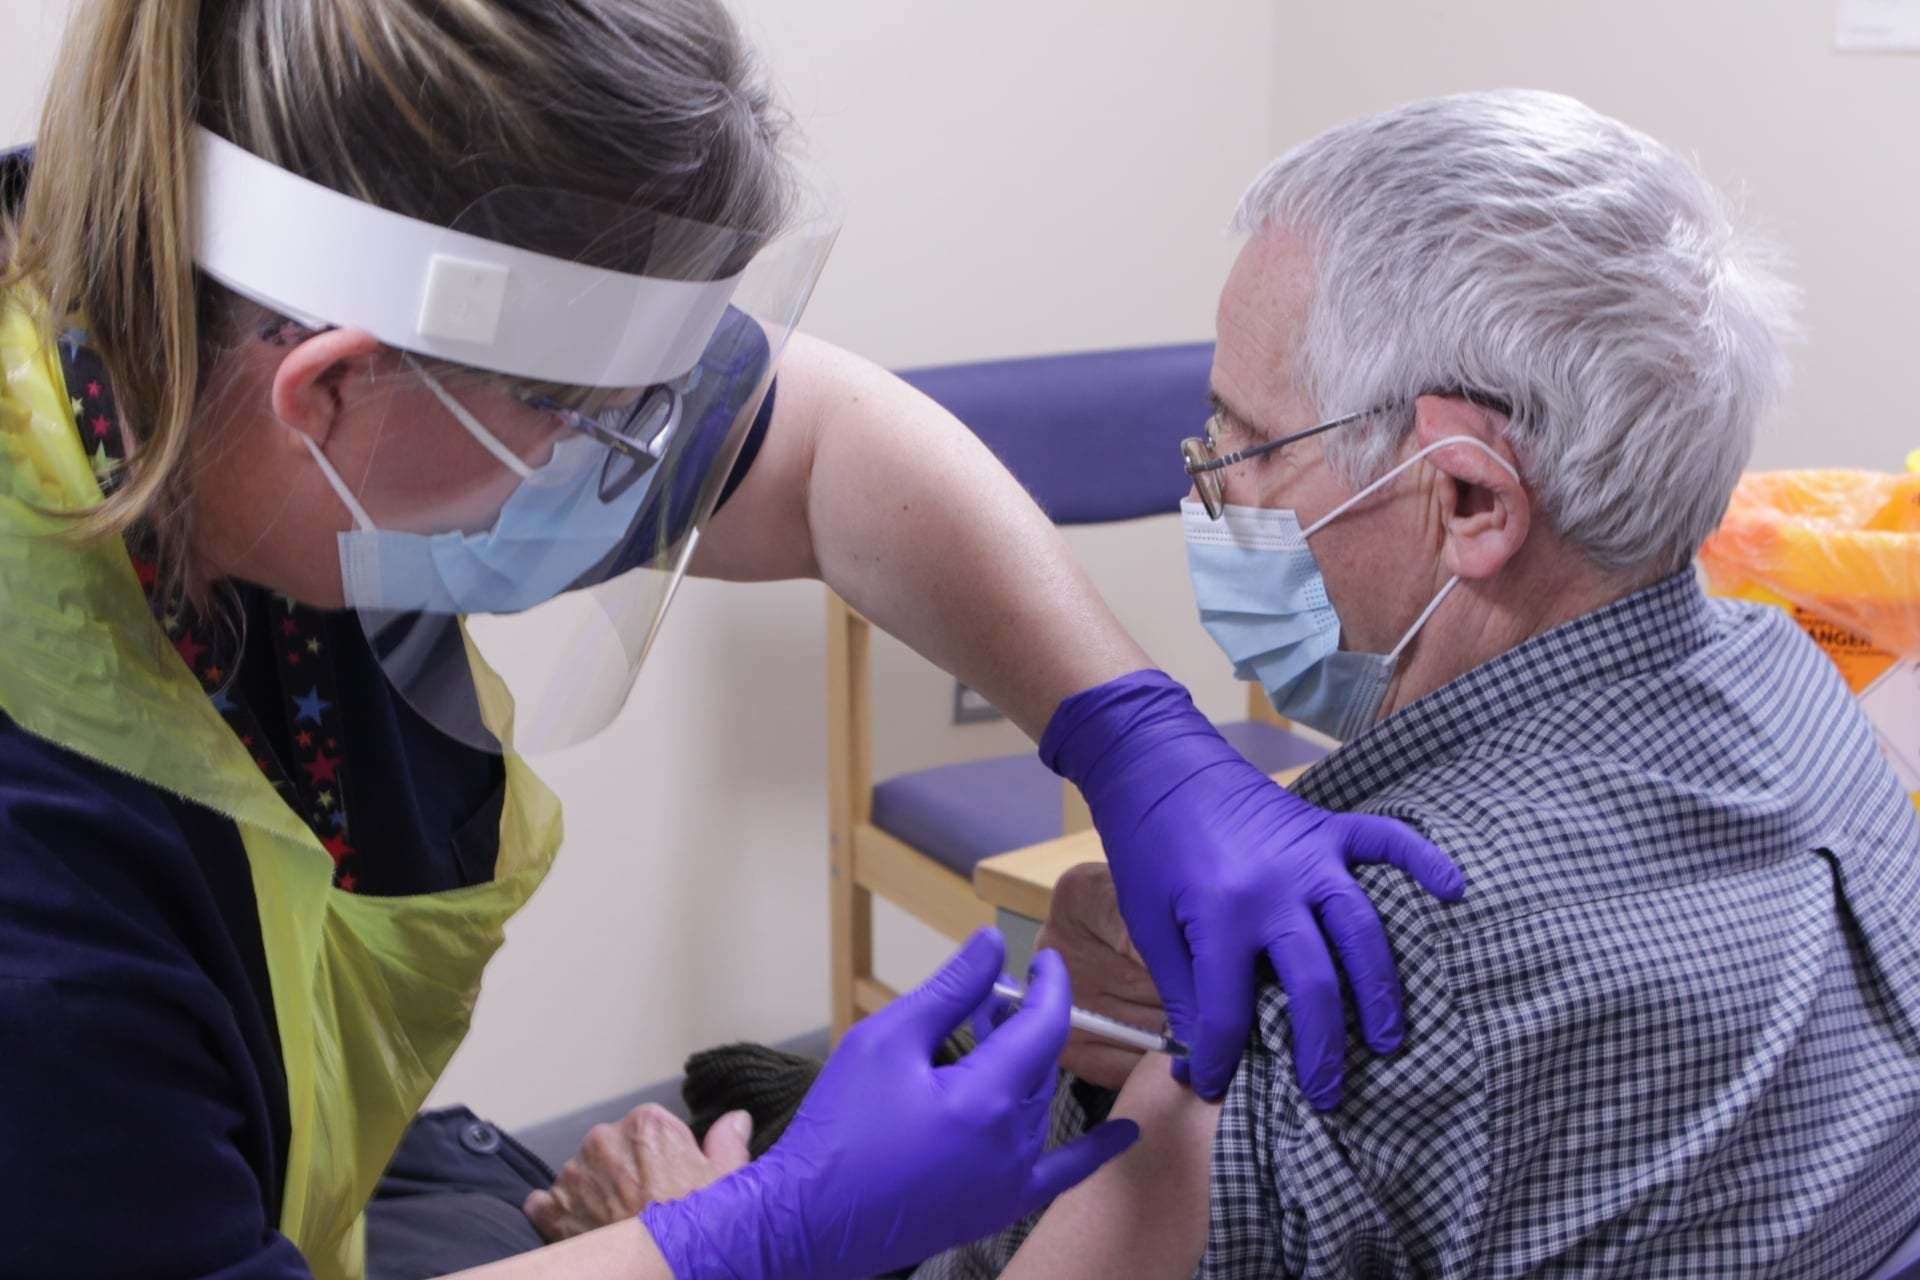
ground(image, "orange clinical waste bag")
xmin=1699 ymin=452 xmax=1920 ymax=811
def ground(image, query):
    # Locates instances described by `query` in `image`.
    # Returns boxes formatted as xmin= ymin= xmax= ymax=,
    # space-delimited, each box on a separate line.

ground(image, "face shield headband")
xmin=188 ymin=129 xmax=840 ymax=755
xmin=190 ymin=127 xmax=749 ymax=387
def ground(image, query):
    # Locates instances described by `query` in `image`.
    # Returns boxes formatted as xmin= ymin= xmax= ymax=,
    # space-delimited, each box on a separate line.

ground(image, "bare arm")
xmin=689 ymin=332 xmax=1150 ymax=738
xmin=1001 ymin=1055 xmax=1222 ymax=1280
xmin=442 ymin=1219 xmax=670 ymax=1279
xmin=449 ymin=1105 xmax=751 ymax=1275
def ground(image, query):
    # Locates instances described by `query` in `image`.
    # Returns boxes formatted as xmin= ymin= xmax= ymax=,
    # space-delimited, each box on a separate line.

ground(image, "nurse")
xmin=0 ymin=2 xmax=1461 ymax=1278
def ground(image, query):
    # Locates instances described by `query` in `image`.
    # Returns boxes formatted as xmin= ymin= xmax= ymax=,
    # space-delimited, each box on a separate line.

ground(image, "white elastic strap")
xmin=297 ymin=434 xmax=377 ymax=532
xmin=192 ymin=127 xmax=743 ymax=387
xmin=410 ymin=359 xmax=536 ymax=480
xmin=1388 ymin=574 xmax=1461 ymax=660
xmin=1303 ymin=434 xmax=1522 ymax=540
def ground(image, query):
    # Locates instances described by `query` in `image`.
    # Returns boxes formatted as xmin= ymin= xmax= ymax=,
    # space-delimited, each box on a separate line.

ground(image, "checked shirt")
xmin=1201 ymin=571 xmax=1920 ymax=1278
xmin=921 ymin=572 xmax=1920 ymax=1280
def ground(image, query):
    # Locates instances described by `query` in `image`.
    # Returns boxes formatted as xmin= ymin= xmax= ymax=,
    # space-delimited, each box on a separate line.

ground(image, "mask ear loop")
xmin=259 ymin=317 xmax=383 ymax=532
xmin=407 ymin=356 xmax=537 ymax=481
xmin=1301 ymin=434 xmax=1521 ymax=540
xmin=295 ymin=433 xmax=377 ymax=533
xmin=1302 ymin=433 xmax=1525 ymax=659
xmin=1387 ymin=574 xmax=1462 ymax=660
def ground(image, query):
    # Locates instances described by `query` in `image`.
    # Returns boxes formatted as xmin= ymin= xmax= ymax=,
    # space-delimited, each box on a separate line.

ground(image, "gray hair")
xmin=1234 ymin=89 xmax=1797 ymax=575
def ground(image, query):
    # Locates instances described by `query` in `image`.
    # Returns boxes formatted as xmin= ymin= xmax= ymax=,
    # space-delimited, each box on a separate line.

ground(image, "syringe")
xmin=991 ymin=979 xmax=1190 ymax=1058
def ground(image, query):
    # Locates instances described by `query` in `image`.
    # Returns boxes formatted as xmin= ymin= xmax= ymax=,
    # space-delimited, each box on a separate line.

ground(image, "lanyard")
xmin=64 ymin=333 xmax=365 ymax=889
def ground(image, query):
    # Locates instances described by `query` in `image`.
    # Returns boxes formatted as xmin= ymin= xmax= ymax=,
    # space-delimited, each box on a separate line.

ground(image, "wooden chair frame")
xmin=825 ymin=588 xmax=1289 ymax=1040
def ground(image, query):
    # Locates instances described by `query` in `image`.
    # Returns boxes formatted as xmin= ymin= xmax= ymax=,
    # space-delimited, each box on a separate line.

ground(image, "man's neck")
xmin=1380 ymin=542 xmax=1659 ymax=722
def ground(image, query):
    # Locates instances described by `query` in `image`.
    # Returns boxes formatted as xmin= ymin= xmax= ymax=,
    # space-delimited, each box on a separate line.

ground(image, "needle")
xmin=991 ymin=978 xmax=1190 ymax=1057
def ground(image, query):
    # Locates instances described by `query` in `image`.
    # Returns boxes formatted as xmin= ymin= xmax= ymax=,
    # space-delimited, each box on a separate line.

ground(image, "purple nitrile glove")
xmin=1041 ymin=669 xmax=1464 ymax=1108
xmin=642 ymin=929 xmax=1139 ymax=1279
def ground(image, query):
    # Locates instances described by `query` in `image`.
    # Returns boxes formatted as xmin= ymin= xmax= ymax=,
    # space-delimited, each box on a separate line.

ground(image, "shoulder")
xmin=0 ymin=971 xmax=309 ymax=1277
xmin=0 ymin=708 xmax=223 ymax=985
xmin=1220 ymin=922 xmax=1485 ymax=1275
xmin=0 ymin=715 xmax=308 ymax=1276
xmin=0 ymin=703 xmax=185 ymax=833
xmin=1355 ymin=591 xmax=1890 ymax=923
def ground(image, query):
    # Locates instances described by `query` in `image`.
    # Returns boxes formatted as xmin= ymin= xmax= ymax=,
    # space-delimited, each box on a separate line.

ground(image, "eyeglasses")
xmin=1179 ymin=407 xmax=1374 ymax=520
xmin=524 ymin=384 xmax=683 ymax=502
xmin=261 ymin=318 xmax=688 ymax=506
xmin=1180 ymin=389 xmax=1511 ymax=520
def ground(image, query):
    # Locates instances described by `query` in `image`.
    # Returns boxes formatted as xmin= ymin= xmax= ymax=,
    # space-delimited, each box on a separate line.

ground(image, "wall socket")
xmin=952 ymin=681 xmax=1006 ymax=725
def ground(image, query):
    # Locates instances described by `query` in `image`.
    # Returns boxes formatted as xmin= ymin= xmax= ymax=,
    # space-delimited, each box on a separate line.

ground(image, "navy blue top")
xmin=0 ymin=145 xmax=775 ymax=1277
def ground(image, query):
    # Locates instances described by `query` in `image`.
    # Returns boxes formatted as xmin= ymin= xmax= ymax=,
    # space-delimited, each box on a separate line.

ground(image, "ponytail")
xmin=3 ymin=0 xmax=792 ymax=603
xmin=4 ymin=0 xmax=210 ymax=595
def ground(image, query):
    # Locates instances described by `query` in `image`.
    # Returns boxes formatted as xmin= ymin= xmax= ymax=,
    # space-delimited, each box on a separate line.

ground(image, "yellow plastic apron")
xmin=0 ymin=290 xmax=564 ymax=1279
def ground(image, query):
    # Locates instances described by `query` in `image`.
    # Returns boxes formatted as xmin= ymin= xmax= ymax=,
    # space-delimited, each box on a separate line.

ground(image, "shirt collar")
xmin=1295 ymin=569 xmax=1717 ymax=812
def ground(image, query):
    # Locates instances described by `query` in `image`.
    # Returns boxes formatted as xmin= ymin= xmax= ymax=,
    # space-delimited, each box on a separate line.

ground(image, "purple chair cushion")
xmin=897 ymin=343 xmax=1213 ymax=526
xmin=869 ymin=719 xmax=1326 ymax=879
xmin=870 ymin=753 xmax=1061 ymax=879
xmin=1217 ymin=718 xmax=1331 ymax=777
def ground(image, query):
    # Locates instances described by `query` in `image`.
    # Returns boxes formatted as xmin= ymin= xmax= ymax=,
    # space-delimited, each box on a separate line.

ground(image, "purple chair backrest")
xmin=898 ymin=342 xmax=1213 ymax=525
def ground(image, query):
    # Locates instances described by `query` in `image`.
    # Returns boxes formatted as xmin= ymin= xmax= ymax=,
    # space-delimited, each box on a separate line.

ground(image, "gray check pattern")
xmin=920 ymin=573 xmax=1920 ymax=1280
xmin=1202 ymin=572 xmax=1920 ymax=1278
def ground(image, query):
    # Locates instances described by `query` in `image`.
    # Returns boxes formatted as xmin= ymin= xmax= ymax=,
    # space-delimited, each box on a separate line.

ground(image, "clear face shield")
xmin=193 ymin=129 xmax=838 ymax=753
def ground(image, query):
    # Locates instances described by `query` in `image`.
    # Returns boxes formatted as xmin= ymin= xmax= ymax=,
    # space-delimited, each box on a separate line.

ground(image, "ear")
xmin=1411 ymin=394 xmax=1530 ymax=581
xmin=268 ymin=327 xmax=383 ymax=449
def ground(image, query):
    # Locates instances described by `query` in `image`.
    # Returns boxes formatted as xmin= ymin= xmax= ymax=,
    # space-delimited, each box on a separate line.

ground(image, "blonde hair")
xmin=1 ymin=0 xmax=791 ymax=596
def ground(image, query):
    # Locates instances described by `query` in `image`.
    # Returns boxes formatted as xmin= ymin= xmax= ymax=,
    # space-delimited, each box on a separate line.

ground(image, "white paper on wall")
xmin=1837 ymin=0 xmax=1920 ymax=52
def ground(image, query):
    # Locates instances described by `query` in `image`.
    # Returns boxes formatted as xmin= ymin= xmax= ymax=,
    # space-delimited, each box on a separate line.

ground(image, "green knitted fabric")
xmin=682 ymin=1042 xmax=818 ymax=1158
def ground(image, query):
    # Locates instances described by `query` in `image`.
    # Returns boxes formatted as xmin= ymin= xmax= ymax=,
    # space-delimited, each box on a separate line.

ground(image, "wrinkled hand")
xmin=642 ymin=929 xmax=1140 ymax=1280
xmin=1042 ymin=670 xmax=1464 ymax=1107
xmin=524 ymin=1104 xmax=752 ymax=1243
xmin=1036 ymin=862 xmax=1164 ymax=1090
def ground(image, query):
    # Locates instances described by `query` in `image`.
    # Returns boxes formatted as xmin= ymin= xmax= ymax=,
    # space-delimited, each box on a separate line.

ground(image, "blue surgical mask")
xmin=296 ymin=366 xmax=658 ymax=615
xmin=1183 ymin=435 xmax=1520 ymax=741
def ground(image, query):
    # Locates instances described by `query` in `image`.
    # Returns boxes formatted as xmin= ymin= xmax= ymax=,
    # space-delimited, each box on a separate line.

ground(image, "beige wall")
xmin=0 ymin=0 xmax=1267 ymax=1126
xmin=0 ymin=3 xmax=67 ymax=143
xmin=4 ymin=2 xmax=1912 ymax=1130
xmin=432 ymin=0 xmax=1274 ymax=1124
xmin=1264 ymin=0 xmax=1920 ymax=473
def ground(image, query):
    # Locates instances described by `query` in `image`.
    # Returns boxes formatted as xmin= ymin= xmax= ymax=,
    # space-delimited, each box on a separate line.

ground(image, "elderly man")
xmin=919 ymin=89 xmax=1920 ymax=1279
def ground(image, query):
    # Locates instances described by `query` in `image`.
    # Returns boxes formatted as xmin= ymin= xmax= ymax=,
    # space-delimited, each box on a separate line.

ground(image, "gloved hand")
xmin=642 ymin=929 xmax=1139 ymax=1279
xmin=1041 ymin=669 xmax=1465 ymax=1107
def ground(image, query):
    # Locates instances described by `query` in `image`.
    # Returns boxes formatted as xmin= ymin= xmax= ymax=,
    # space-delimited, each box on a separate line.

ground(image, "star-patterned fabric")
xmin=63 ymin=334 xmax=365 ymax=889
